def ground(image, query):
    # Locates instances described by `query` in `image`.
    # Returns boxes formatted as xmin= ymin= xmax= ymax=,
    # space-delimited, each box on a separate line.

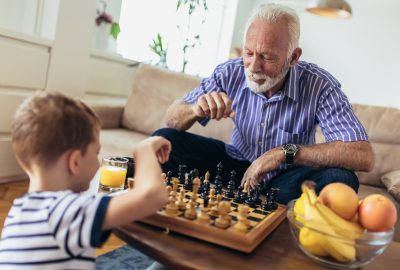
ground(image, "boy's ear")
xmin=68 ymin=149 xmax=82 ymax=175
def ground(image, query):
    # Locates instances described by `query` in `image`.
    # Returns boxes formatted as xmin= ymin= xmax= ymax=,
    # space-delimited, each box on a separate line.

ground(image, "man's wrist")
xmin=282 ymin=144 xmax=299 ymax=167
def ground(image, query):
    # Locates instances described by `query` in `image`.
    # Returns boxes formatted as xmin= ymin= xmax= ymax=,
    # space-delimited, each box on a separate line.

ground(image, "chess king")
xmin=152 ymin=3 xmax=373 ymax=204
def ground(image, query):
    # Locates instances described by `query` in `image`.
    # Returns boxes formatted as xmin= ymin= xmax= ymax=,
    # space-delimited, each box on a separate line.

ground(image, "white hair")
xmin=243 ymin=3 xmax=300 ymax=58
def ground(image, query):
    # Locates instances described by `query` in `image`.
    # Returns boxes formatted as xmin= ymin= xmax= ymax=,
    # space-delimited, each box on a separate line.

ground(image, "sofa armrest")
xmin=85 ymin=100 xmax=125 ymax=129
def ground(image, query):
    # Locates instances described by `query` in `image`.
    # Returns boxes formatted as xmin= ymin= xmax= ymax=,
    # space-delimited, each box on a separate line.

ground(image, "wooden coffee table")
xmin=114 ymin=219 xmax=400 ymax=270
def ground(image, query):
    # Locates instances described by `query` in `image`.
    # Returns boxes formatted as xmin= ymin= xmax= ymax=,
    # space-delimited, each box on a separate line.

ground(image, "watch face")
xmin=284 ymin=144 xmax=298 ymax=155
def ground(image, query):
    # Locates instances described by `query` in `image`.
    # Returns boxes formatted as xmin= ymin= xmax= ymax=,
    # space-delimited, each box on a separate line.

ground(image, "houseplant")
xmin=95 ymin=1 xmax=120 ymax=50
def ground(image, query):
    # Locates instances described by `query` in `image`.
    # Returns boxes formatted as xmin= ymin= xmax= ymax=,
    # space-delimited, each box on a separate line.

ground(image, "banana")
xmin=315 ymin=202 xmax=363 ymax=239
xmin=294 ymin=193 xmax=306 ymax=224
xmin=299 ymin=226 xmax=329 ymax=257
xmin=300 ymin=181 xmax=356 ymax=262
xmin=301 ymin=181 xmax=363 ymax=239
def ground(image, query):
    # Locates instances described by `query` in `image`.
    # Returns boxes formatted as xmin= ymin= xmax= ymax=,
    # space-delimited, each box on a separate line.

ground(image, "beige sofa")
xmin=89 ymin=63 xmax=400 ymax=241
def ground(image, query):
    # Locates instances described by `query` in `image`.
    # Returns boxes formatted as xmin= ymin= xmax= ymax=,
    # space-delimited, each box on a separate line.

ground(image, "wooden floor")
xmin=0 ymin=179 xmax=125 ymax=256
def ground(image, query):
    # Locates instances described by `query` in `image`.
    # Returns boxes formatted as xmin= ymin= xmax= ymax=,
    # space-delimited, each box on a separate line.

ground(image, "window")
xmin=117 ymin=0 xmax=238 ymax=77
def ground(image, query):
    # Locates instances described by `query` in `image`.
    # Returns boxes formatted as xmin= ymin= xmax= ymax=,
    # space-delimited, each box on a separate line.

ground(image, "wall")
xmin=0 ymin=30 xmax=52 ymax=181
xmin=231 ymin=0 xmax=400 ymax=109
xmin=0 ymin=0 xmax=137 ymax=181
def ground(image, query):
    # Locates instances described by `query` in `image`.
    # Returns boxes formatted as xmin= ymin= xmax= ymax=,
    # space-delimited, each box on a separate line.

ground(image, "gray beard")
xmin=245 ymin=61 xmax=291 ymax=94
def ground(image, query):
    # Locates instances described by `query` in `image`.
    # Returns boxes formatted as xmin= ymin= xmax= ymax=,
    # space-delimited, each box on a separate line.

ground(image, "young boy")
xmin=0 ymin=91 xmax=170 ymax=269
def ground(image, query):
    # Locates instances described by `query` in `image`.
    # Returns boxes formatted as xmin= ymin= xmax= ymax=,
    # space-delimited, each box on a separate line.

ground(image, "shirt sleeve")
xmin=48 ymin=192 xmax=112 ymax=256
xmin=316 ymin=86 xmax=368 ymax=142
xmin=183 ymin=64 xmax=227 ymax=126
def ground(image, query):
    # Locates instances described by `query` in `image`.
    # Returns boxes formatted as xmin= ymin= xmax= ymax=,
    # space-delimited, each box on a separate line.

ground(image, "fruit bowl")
xmin=287 ymin=199 xmax=394 ymax=269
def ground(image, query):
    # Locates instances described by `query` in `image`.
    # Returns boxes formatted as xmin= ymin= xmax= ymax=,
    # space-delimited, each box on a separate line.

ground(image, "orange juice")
xmin=100 ymin=165 xmax=127 ymax=187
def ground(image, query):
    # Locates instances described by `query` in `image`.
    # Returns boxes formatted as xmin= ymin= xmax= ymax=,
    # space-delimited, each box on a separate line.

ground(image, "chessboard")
xmin=138 ymin=166 xmax=287 ymax=253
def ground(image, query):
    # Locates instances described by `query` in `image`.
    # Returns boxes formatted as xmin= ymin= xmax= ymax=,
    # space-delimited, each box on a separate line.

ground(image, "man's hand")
xmin=193 ymin=92 xmax=235 ymax=120
xmin=137 ymin=136 xmax=171 ymax=164
xmin=241 ymin=148 xmax=284 ymax=189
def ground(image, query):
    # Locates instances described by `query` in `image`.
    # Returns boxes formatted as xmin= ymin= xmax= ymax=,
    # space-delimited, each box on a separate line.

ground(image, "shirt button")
xmin=260 ymin=123 xmax=264 ymax=126
xmin=258 ymin=141 xmax=262 ymax=145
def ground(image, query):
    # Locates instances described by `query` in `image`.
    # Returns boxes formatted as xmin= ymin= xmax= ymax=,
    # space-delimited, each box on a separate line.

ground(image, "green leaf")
xmin=110 ymin=22 xmax=120 ymax=39
xmin=176 ymin=0 xmax=182 ymax=11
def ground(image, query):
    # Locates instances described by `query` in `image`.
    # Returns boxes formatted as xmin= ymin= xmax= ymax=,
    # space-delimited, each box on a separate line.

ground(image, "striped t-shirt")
xmin=0 ymin=191 xmax=111 ymax=269
xmin=183 ymin=58 xmax=368 ymax=182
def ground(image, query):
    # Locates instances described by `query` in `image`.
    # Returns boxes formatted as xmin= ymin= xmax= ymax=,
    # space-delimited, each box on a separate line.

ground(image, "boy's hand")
xmin=138 ymin=136 xmax=171 ymax=164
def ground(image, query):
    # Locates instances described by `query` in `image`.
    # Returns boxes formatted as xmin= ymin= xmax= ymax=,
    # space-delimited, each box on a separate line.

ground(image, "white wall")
xmin=0 ymin=0 xmax=134 ymax=181
xmin=231 ymin=0 xmax=400 ymax=109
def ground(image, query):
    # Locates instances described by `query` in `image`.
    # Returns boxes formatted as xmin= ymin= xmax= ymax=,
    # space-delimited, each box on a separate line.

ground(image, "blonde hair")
xmin=11 ymin=91 xmax=100 ymax=170
xmin=243 ymin=3 xmax=300 ymax=57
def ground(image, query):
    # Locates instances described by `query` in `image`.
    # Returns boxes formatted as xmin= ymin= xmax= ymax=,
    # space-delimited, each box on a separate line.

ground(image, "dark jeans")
xmin=152 ymin=128 xmax=359 ymax=204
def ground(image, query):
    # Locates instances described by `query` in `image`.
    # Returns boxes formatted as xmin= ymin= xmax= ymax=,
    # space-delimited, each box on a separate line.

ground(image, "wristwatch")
xmin=282 ymin=144 xmax=299 ymax=167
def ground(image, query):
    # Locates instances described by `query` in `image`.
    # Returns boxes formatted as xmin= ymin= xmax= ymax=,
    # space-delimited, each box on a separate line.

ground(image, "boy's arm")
xmin=102 ymin=137 xmax=170 ymax=230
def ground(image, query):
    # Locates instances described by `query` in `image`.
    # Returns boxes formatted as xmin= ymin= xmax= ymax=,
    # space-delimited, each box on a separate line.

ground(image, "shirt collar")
xmin=282 ymin=64 xmax=300 ymax=102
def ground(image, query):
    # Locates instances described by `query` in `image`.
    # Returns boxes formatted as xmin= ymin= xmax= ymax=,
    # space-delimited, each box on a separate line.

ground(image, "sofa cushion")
xmin=121 ymin=64 xmax=200 ymax=135
xmin=316 ymin=104 xmax=400 ymax=188
xmin=381 ymin=170 xmax=400 ymax=202
xmin=352 ymin=104 xmax=400 ymax=145
xmin=99 ymin=128 xmax=148 ymax=157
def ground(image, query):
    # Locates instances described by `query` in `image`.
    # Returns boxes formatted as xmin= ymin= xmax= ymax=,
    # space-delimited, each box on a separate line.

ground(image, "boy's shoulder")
xmin=11 ymin=190 xmax=107 ymax=212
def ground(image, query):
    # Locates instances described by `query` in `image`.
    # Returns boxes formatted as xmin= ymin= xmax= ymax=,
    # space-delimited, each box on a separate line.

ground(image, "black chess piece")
xmin=261 ymin=190 xmax=278 ymax=212
xmin=193 ymin=168 xmax=199 ymax=178
xmin=216 ymin=181 xmax=223 ymax=195
xmin=261 ymin=192 xmax=272 ymax=212
xmin=178 ymin=164 xmax=187 ymax=184
xmin=201 ymin=190 xmax=209 ymax=200
xmin=165 ymin=171 xmax=173 ymax=186
xmin=198 ymin=176 xmax=204 ymax=194
xmin=224 ymin=170 xmax=236 ymax=199
xmin=245 ymin=188 xmax=256 ymax=208
xmin=253 ymin=185 xmax=262 ymax=205
xmin=216 ymin=162 xmax=223 ymax=176
xmin=184 ymin=170 xmax=194 ymax=190
xmin=233 ymin=186 xmax=244 ymax=203
xmin=270 ymin=188 xmax=279 ymax=210
xmin=203 ymin=196 xmax=209 ymax=208
xmin=203 ymin=177 xmax=210 ymax=194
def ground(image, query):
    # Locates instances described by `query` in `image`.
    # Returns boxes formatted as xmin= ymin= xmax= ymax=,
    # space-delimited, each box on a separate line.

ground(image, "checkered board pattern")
xmin=139 ymin=183 xmax=287 ymax=253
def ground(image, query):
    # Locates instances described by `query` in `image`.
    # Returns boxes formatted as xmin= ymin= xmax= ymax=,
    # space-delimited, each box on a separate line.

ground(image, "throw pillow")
xmin=381 ymin=170 xmax=400 ymax=202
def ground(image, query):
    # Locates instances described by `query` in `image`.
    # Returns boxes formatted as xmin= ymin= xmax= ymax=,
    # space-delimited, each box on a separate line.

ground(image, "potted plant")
xmin=95 ymin=1 xmax=121 ymax=50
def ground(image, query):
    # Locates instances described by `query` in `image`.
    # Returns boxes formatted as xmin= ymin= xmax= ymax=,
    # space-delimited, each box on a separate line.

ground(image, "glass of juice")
xmin=99 ymin=156 xmax=128 ymax=193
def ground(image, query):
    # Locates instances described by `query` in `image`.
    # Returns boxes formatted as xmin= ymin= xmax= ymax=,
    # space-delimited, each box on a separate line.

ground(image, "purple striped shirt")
xmin=183 ymin=58 xmax=368 ymax=182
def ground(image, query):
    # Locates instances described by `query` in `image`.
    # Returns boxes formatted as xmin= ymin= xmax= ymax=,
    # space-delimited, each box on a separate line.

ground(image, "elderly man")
xmin=152 ymin=3 xmax=373 ymax=204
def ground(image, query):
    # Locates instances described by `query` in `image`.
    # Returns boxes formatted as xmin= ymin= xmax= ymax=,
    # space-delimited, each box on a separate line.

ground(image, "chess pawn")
xmin=161 ymin=172 xmax=166 ymax=182
xmin=197 ymin=198 xmax=211 ymax=224
xmin=176 ymin=189 xmax=186 ymax=211
xmin=165 ymin=186 xmax=179 ymax=216
xmin=184 ymin=177 xmax=200 ymax=220
xmin=243 ymin=181 xmax=249 ymax=193
xmin=215 ymin=201 xmax=231 ymax=229
xmin=171 ymin=178 xmax=179 ymax=195
xmin=204 ymin=171 xmax=210 ymax=182
xmin=233 ymin=205 xmax=250 ymax=233
xmin=202 ymin=171 xmax=211 ymax=195
xmin=184 ymin=200 xmax=197 ymax=220
xmin=208 ymin=188 xmax=216 ymax=209
xmin=210 ymin=194 xmax=222 ymax=216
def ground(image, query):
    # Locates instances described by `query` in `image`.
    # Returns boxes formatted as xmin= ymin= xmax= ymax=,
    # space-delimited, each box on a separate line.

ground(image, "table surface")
xmin=114 ymin=219 xmax=400 ymax=270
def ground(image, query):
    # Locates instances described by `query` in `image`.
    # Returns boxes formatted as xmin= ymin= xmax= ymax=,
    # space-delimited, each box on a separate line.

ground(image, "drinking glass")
xmin=99 ymin=156 xmax=128 ymax=192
